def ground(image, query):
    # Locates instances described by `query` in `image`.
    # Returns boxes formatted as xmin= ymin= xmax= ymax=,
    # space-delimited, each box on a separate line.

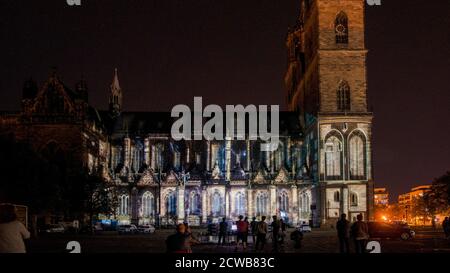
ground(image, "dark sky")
xmin=0 ymin=0 xmax=449 ymax=201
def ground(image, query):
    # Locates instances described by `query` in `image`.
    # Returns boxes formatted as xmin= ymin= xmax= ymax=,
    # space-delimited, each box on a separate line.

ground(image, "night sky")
xmin=0 ymin=0 xmax=449 ymax=201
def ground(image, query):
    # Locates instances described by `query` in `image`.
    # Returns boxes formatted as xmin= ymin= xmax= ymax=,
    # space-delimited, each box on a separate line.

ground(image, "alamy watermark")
xmin=171 ymin=97 xmax=280 ymax=152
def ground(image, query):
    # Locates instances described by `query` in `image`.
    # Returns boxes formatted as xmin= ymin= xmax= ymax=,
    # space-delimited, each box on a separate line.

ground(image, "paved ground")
xmin=26 ymin=228 xmax=450 ymax=253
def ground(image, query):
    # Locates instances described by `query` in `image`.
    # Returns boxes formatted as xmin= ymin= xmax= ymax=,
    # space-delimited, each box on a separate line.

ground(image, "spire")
xmin=109 ymin=68 xmax=123 ymax=116
xmin=111 ymin=68 xmax=121 ymax=91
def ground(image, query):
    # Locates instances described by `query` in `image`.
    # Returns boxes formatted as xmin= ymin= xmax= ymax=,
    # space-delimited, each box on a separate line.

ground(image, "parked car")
xmin=137 ymin=225 xmax=155 ymax=234
xmin=368 ymin=221 xmax=415 ymax=240
xmin=298 ymin=223 xmax=312 ymax=232
xmin=40 ymin=224 xmax=65 ymax=234
xmin=118 ymin=224 xmax=138 ymax=235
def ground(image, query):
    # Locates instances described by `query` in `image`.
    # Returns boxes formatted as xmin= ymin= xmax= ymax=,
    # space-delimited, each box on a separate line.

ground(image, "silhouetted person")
xmin=255 ymin=216 xmax=268 ymax=251
xmin=166 ymin=224 xmax=189 ymax=253
xmin=250 ymin=217 xmax=258 ymax=245
xmin=443 ymin=217 xmax=450 ymax=239
xmin=271 ymin=215 xmax=281 ymax=252
xmin=0 ymin=204 xmax=30 ymax=253
xmin=336 ymin=213 xmax=350 ymax=253
xmin=351 ymin=214 xmax=369 ymax=254
xmin=218 ymin=217 xmax=228 ymax=245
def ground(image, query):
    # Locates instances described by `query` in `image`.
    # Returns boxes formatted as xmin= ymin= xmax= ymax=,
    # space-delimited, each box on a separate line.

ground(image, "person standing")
xmin=166 ymin=224 xmax=189 ymax=253
xmin=255 ymin=216 xmax=268 ymax=252
xmin=235 ymin=215 xmax=249 ymax=251
xmin=270 ymin=215 xmax=281 ymax=253
xmin=350 ymin=214 xmax=369 ymax=254
xmin=442 ymin=217 xmax=450 ymax=239
xmin=0 ymin=204 xmax=31 ymax=253
xmin=336 ymin=213 xmax=351 ymax=253
xmin=250 ymin=217 xmax=258 ymax=246
xmin=218 ymin=217 xmax=228 ymax=246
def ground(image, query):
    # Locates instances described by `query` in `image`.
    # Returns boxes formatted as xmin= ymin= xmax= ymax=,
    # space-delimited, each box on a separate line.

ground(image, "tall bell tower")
xmin=285 ymin=0 xmax=374 ymax=226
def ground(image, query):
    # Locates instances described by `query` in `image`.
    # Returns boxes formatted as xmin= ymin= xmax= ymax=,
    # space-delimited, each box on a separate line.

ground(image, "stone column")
xmin=144 ymin=138 xmax=150 ymax=166
xmin=269 ymin=185 xmax=277 ymax=217
xmin=206 ymin=141 xmax=211 ymax=171
xmin=246 ymin=139 xmax=251 ymax=171
xmin=124 ymin=137 xmax=131 ymax=169
xmin=201 ymin=187 xmax=207 ymax=224
xmin=342 ymin=187 xmax=349 ymax=217
xmin=291 ymin=185 xmax=298 ymax=225
xmin=225 ymin=188 xmax=230 ymax=218
xmin=225 ymin=138 xmax=232 ymax=181
xmin=247 ymin=188 xmax=253 ymax=218
xmin=177 ymin=186 xmax=185 ymax=224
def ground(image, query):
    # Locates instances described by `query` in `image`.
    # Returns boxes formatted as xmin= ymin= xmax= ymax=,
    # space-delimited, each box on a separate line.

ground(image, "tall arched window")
xmin=325 ymin=133 xmax=343 ymax=180
xmin=166 ymin=191 xmax=177 ymax=216
xmin=189 ymin=191 xmax=200 ymax=215
xmin=337 ymin=81 xmax=351 ymax=111
xmin=119 ymin=194 xmax=129 ymax=215
xmin=349 ymin=131 xmax=366 ymax=180
xmin=279 ymin=191 xmax=289 ymax=212
xmin=235 ymin=192 xmax=246 ymax=216
xmin=335 ymin=11 xmax=349 ymax=44
xmin=211 ymin=191 xmax=223 ymax=216
xmin=132 ymin=141 xmax=144 ymax=172
xmin=256 ymin=192 xmax=268 ymax=217
xmin=142 ymin=191 xmax=154 ymax=217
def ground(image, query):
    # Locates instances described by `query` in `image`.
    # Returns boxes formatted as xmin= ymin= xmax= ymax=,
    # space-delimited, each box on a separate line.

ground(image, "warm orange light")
xmin=382 ymin=215 xmax=388 ymax=221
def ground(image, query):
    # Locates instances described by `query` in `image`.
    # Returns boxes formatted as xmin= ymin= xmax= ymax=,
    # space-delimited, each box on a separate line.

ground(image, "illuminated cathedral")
xmin=0 ymin=0 xmax=374 ymax=227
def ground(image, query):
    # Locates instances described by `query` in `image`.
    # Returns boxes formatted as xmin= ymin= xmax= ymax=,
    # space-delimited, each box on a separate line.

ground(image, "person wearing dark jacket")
xmin=336 ymin=213 xmax=350 ymax=253
xmin=166 ymin=224 xmax=189 ymax=253
xmin=218 ymin=218 xmax=228 ymax=245
xmin=350 ymin=214 xmax=369 ymax=254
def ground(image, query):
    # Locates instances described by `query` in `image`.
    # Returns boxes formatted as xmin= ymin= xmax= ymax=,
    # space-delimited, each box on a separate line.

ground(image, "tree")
xmin=426 ymin=171 xmax=450 ymax=216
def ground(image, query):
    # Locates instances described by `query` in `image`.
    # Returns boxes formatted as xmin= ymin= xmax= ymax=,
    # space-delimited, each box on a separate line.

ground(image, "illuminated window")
xmin=211 ymin=191 xmax=223 ymax=216
xmin=166 ymin=191 xmax=177 ymax=216
xmin=189 ymin=192 xmax=200 ymax=215
xmin=325 ymin=133 xmax=343 ymax=180
xmin=119 ymin=194 xmax=129 ymax=215
xmin=256 ymin=192 xmax=268 ymax=217
xmin=235 ymin=192 xmax=246 ymax=216
xmin=279 ymin=191 xmax=289 ymax=212
xmin=142 ymin=191 xmax=154 ymax=217
xmin=349 ymin=131 xmax=366 ymax=180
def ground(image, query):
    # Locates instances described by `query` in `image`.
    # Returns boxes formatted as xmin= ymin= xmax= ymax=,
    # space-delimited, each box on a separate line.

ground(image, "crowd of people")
xmin=166 ymin=214 xmax=301 ymax=253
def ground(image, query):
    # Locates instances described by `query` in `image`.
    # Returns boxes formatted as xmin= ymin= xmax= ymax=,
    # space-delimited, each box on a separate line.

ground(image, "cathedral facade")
xmin=0 ymin=0 xmax=373 ymax=227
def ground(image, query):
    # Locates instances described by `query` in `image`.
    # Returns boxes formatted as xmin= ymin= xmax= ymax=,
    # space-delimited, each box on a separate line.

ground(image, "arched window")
xmin=211 ymin=191 xmax=223 ymax=216
xmin=256 ymin=192 xmax=268 ymax=217
xmin=279 ymin=191 xmax=289 ymax=212
xmin=119 ymin=194 xmax=129 ymax=215
xmin=132 ymin=141 xmax=144 ymax=172
xmin=337 ymin=81 xmax=351 ymax=111
xmin=235 ymin=192 xmax=246 ymax=216
xmin=334 ymin=191 xmax=340 ymax=202
xmin=325 ymin=133 xmax=343 ymax=180
xmin=166 ymin=191 xmax=177 ymax=216
xmin=350 ymin=192 xmax=358 ymax=207
xmin=142 ymin=192 xmax=154 ymax=217
xmin=349 ymin=132 xmax=366 ymax=180
xmin=335 ymin=11 xmax=349 ymax=44
xmin=189 ymin=192 xmax=200 ymax=215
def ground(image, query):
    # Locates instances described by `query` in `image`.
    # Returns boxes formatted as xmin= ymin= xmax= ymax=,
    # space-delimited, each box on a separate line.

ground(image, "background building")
xmin=398 ymin=185 xmax=432 ymax=225
xmin=374 ymin=188 xmax=389 ymax=207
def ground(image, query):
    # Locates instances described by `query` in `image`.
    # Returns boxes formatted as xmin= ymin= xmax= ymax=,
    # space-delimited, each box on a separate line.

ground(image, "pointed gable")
xmin=275 ymin=167 xmax=290 ymax=184
xmin=138 ymin=169 xmax=157 ymax=186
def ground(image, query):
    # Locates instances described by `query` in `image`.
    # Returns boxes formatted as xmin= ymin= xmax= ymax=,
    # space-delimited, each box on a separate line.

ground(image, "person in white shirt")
xmin=0 ymin=204 xmax=30 ymax=253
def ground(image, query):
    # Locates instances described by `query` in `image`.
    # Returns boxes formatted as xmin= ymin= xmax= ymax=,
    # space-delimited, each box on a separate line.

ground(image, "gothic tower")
xmin=285 ymin=0 xmax=374 ymax=225
xmin=109 ymin=68 xmax=123 ymax=116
